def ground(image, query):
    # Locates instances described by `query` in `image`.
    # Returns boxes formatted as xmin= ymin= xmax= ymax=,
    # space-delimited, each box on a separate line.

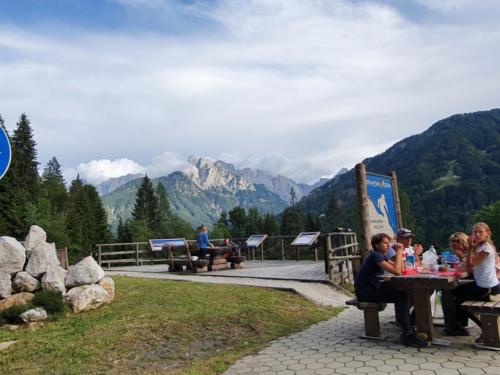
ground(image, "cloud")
xmin=146 ymin=151 xmax=191 ymax=177
xmin=76 ymin=159 xmax=145 ymax=185
xmin=1 ymin=0 xmax=500 ymax=185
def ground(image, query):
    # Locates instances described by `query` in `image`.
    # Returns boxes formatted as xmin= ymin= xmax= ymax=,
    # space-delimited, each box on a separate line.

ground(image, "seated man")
xmin=386 ymin=228 xmax=423 ymax=264
xmin=355 ymin=233 xmax=427 ymax=348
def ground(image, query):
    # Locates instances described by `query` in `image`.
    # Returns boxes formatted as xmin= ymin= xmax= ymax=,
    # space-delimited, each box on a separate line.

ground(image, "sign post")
xmin=0 ymin=126 xmax=11 ymax=179
xmin=356 ymin=163 xmax=402 ymax=260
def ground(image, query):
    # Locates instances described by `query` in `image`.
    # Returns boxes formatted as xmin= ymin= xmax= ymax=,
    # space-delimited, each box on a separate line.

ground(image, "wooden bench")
xmin=345 ymin=299 xmax=387 ymax=339
xmin=461 ymin=300 xmax=500 ymax=350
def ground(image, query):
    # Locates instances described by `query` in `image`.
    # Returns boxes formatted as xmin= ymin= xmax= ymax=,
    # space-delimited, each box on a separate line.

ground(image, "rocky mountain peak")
xmin=187 ymin=156 xmax=255 ymax=192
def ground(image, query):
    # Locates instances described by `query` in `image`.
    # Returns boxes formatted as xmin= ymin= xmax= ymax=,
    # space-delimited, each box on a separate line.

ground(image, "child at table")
xmin=444 ymin=222 xmax=500 ymax=337
xmin=355 ymin=233 xmax=428 ymax=348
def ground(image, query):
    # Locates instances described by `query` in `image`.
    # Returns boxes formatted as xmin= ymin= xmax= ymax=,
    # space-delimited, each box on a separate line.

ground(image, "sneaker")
xmin=401 ymin=333 xmax=429 ymax=348
xmin=443 ymin=325 xmax=469 ymax=336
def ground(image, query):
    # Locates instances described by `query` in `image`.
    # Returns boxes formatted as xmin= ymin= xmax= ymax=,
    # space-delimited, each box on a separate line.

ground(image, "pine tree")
xmin=262 ymin=213 xmax=280 ymax=236
xmin=117 ymin=218 xmax=133 ymax=243
xmin=155 ymin=182 xmax=174 ymax=237
xmin=321 ymin=196 xmax=340 ymax=232
xmin=66 ymin=176 xmax=110 ymax=258
xmin=289 ymin=187 xmax=298 ymax=206
xmin=66 ymin=176 xmax=89 ymax=255
xmin=305 ymin=213 xmax=320 ymax=232
xmin=212 ymin=211 xmax=231 ymax=239
xmin=84 ymin=184 xmax=111 ymax=247
xmin=281 ymin=206 xmax=305 ymax=235
xmin=11 ymin=113 xmax=39 ymax=202
xmin=131 ymin=175 xmax=160 ymax=237
xmin=41 ymin=157 xmax=67 ymax=215
xmin=246 ymin=207 xmax=262 ymax=236
xmin=228 ymin=206 xmax=247 ymax=238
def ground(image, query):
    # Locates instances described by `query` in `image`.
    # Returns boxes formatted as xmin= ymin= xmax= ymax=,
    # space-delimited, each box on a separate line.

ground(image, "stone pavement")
xmin=224 ymin=307 xmax=499 ymax=375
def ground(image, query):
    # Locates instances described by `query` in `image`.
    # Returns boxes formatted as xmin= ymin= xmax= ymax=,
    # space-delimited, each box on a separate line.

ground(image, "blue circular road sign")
xmin=0 ymin=126 xmax=12 ymax=179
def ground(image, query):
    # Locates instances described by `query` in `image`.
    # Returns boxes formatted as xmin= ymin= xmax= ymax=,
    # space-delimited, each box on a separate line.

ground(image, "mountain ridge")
xmin=299 ymin=108 xmax=500 ymax=246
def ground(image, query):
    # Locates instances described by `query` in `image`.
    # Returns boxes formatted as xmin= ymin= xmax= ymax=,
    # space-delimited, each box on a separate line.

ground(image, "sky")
xmin=1 ymin=0 xmax=499 ymax=185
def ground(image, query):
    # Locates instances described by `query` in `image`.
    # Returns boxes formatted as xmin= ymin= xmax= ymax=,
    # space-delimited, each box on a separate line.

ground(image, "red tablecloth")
xmin=401 ymin=269 xmax=461 ymax=277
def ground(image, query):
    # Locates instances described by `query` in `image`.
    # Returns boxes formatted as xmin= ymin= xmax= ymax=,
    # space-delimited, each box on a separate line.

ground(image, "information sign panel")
xmin=149 ymin=238 xmax=187 ymax=251
xmin=246 ymin=234 xmax=268 ymax=248
xmin=291 ymin=232 xmax=320 ymax=246
xmin=365 ymin=173 xmax=398 ymax=237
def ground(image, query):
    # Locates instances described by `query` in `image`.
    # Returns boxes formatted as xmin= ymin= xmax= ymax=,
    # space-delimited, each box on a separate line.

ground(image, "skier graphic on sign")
xmin=366 ymin=174 xmax=398 ymax=237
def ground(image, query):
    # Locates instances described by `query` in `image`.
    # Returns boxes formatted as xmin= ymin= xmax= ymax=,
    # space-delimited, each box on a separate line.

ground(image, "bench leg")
xmin=481 ymin=315 xmax=500 ymax=348
xmin=363 ymin=309 xmax=381 ymax=338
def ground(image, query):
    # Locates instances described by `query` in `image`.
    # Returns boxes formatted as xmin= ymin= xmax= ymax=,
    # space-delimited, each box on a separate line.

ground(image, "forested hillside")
xmin=300 ymin=109 xmax=500 ymax=246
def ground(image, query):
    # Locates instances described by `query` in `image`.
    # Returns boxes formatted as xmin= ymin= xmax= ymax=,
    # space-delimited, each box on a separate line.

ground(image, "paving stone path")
xmin=224 ymin=307 xmax=499 ymax=375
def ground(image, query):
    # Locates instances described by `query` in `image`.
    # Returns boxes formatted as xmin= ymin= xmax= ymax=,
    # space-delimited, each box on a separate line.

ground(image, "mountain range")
xmin=101 ymin=157 xmax=334 ymax=229
xmin=299 ymin=108 xmax=500 ymax=246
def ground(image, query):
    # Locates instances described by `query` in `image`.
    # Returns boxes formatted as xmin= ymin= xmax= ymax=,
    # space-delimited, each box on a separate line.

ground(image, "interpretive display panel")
xmin=365 ymin=173 xmax=398 ymax=237
xmin=246 ymin=234 xmax=268 ymax=248
xmin=149 ymin=238 xmax=187 ymax=251
xmin=291 ymin=232 xmax=320 ymax=246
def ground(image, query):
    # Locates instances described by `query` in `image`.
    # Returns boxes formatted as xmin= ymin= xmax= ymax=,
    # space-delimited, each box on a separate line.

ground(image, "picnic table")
xmin=380 ymin=269 xmax=468 ymax=342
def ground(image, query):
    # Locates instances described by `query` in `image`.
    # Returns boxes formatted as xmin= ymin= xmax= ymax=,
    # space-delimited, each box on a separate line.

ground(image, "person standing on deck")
xmin=197 ymin=226 xmax=213 ymax=258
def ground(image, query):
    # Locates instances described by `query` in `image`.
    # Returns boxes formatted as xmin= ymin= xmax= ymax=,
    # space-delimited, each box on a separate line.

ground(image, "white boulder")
xmin=25 ymin=242 xmax=60 ymax=278
xmin=98 ymin=276 xmax=115 ymax=300
xmin=24 ymin=225 xmax=47 ymax=258
xmin=20 ymin=307 xmax=48 ymax=323
xmin=0 ymin=236 xmax=26 ymax=274
xmin=13 ymin=271 xmax=40 ymax=292
xmin=65 ymin=257 xmax=105 ymax=288
xmin=0 ymin=271 xmax=12 ymax=299
xmin=42 ymin=265 xmax=67 ymax=295
xmin=65 ymin=284 xmax=111 ymax=313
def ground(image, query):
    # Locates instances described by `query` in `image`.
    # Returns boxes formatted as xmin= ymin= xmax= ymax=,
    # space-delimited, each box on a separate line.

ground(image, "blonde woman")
xmin=448 ymin=232 xmax=469 ymax=261
xmin=444 ymin=223 xmax=500 ymax=336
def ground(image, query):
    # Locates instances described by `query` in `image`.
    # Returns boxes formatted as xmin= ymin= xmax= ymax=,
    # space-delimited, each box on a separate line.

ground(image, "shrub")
xmin=32 ymin=290 xmax=65 ymax=315
xmin=0 ymin=304 xmax=32 ymax=324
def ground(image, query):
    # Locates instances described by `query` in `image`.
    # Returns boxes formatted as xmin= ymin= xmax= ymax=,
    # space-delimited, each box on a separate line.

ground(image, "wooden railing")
xmin=95 ymin=231 xmax=361 ymax=287
xmin=326 ymin=232 xmax=361 ymax=287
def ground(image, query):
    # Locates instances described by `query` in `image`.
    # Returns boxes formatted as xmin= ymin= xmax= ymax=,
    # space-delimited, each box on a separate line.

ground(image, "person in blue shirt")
xmin=197 ymin=226 xmax=213 ymax=258
xmin=355 ymin=233 xmax=427 ymax=348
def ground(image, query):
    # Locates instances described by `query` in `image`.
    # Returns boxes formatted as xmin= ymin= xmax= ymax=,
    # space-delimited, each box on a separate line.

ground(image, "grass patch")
xmin=0 ymin=276 xmax=342 ymax=374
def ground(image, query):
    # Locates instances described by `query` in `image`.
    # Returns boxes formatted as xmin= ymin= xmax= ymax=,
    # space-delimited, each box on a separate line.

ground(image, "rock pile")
xmin=0 ymin=225 xmax=115 ymax=319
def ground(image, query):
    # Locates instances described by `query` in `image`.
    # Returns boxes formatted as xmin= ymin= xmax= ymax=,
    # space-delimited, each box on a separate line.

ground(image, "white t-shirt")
xmin=404 ymin=246 xmax=415 ymax=257
xmin=473 ymin=242 xmax=499 ymax=288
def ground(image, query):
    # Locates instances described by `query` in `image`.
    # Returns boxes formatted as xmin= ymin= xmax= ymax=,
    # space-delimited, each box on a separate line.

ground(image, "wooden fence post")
xmin=136 ymin=243 xmax=140 ymax=266
xmin=281 ymin=238 xmax=285 ymax=261
xmin=356 ymin=163 xmax=372 ymax=261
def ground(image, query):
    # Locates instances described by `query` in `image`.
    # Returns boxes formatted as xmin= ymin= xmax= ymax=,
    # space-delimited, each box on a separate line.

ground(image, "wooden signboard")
xmin=356 ymin=163 xmax=402 ymax=259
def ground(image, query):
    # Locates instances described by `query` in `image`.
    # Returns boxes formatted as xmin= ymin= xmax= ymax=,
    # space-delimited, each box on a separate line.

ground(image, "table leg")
xmin=413 ymin=288 xmax=435 ymax=341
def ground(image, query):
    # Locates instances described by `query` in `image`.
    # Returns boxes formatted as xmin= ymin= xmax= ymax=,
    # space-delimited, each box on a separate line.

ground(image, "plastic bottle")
xmin=429 ymin=256 xmax=439 ymax=274
xmin=428 ymin=245 xmax=437 ymax=254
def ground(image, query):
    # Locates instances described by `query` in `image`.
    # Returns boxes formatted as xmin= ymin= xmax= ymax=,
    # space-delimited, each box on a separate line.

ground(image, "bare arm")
xmin=378 ymin=244 xmax=404 ymax=275
xmin=466 ymin=234 xmax=491 ymax=272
